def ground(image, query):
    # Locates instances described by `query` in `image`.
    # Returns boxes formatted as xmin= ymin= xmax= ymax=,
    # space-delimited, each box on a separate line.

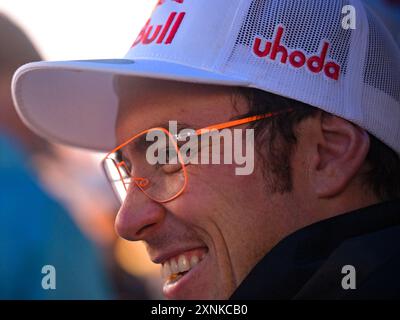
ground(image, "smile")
xmin=161 ymin=248 xmax=207 ymax=284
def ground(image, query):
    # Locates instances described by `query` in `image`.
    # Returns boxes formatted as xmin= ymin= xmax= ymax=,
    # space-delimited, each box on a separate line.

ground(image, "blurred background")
xmin=0 ymin=0 xmax=161 ymax=300
xmin=0 ymin=0 xmax=398 ymax=299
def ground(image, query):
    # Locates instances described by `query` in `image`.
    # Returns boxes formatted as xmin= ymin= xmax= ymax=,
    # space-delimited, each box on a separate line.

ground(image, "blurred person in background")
xmin=0 ymin=12 xmax=113 ymax=299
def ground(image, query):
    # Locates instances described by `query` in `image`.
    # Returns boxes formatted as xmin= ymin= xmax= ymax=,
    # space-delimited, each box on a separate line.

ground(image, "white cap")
xmin=12 ymin=0 xmax=400 ymax=153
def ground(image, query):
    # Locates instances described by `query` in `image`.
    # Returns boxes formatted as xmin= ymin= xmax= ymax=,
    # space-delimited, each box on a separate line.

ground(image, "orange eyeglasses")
xmin=102 ymin=109 xmax=292 ymax=204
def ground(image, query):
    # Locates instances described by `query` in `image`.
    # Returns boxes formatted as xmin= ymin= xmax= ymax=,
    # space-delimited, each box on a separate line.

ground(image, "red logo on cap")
xmin=132 ymin=11 xmax=186 ymax=47
xmin=157 ymin=0 xmax=184 ymax=6
xmin=253 ymin=26 xmax=340 ymax=80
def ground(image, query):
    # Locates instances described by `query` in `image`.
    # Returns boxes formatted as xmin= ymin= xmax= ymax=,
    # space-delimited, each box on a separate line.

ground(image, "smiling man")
xmin=12 ymin=0 xmax=400 ymax=299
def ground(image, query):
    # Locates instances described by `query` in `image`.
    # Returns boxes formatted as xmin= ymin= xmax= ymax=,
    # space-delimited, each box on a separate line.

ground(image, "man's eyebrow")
xmin=153 ymin=121 xmax=197 ymax=131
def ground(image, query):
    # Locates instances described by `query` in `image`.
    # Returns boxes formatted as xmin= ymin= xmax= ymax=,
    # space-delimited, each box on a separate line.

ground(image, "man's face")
xmin=114 ymin=78 xmax=293 ymax=299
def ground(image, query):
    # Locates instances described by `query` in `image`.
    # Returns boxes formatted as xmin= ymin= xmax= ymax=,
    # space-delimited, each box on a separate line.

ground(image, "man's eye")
xmin=156 ymin=147 xmax=178 ymax=163
xmin=162 ymin=162 xmax=182 ymax=174
xmin=156 ymin=148 xmax=182 ymax=173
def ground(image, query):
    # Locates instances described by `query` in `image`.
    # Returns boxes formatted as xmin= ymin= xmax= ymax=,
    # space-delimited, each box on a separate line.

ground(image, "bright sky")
xmin=0 ymin=0 xmax=157 ymax=60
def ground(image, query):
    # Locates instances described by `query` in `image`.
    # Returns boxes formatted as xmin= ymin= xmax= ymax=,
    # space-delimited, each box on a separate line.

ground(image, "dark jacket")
xmin=231 ymin=200 xmax=400 ymax=299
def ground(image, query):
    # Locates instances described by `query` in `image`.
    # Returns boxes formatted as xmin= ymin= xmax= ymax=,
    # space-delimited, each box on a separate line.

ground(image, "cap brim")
xmin=12 ymin=59 xmax=249 ymax=151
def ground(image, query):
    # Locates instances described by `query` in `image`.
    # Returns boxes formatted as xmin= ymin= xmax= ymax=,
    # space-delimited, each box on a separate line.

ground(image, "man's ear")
xmin=312 ymin=113 xmax=370 ymax=198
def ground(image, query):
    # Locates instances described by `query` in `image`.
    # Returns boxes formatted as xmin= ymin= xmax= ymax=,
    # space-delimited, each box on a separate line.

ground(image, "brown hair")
xmin=235 ymin=87 xmax=400 ymax=200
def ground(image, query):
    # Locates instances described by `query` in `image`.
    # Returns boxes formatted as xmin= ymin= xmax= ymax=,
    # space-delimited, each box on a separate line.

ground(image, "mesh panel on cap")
xmin=231 ymin=0 xmax=352 ymax=75
xmin=363 ymin=8 xmax=400 ymax=102
xmin=223 ymin=0 xmax=400 ymax=154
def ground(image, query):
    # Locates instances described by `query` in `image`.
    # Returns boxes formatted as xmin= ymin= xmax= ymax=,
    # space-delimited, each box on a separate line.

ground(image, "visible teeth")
xmin=178 ymin=255 xmax=190 ymax=273
xmin=170 ymin=259 xmax=179 ymax=274
xmin=162 ymin=261 xmax=171 ymax=279
xmin=162 ymin=252 xmax=205 ymax=282
xmin=190 ymin=255 xmax=199 ymax=268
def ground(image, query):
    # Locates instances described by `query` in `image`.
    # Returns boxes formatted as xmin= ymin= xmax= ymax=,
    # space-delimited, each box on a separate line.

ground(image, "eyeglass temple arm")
xmin=194 ymin=109 xmax=293 ymax=135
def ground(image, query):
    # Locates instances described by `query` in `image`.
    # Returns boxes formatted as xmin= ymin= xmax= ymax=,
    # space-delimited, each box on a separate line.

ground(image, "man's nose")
xmin=115 ymin=185 xmax=165 ymax=241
